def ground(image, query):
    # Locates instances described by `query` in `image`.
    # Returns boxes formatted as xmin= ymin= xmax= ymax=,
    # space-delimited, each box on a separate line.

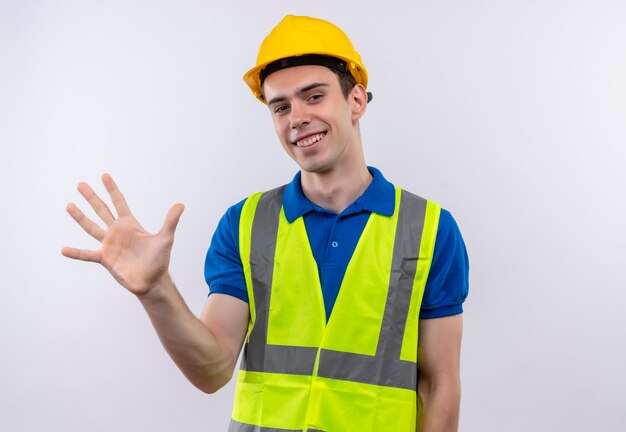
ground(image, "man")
xmin=63 ymin=15 xmax=468 ymax=432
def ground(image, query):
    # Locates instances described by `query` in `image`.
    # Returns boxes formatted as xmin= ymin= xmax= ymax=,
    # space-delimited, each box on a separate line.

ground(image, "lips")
xmin=294 ymin=132 xmax=326 ymax=148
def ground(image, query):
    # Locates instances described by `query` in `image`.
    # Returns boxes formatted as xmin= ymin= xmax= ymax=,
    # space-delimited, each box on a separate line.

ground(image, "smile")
xmin=295 ymin=132 xmax=326 ymax=148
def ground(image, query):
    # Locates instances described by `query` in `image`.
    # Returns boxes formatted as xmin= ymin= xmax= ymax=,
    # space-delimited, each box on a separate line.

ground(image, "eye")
xmin=273 ymin=104 xmax=290 ymax=115
xmin=308 ymin=93 xmax=324 ymax=103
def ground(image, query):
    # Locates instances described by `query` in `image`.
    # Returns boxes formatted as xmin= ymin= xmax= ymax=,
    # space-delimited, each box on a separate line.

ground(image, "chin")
xmin=298 ymin=162 xmax=333 ymax=174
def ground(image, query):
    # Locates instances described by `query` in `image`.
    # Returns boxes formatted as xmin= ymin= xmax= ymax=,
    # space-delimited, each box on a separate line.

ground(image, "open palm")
xmin=62 ymin=174 xmax=184 ymax=296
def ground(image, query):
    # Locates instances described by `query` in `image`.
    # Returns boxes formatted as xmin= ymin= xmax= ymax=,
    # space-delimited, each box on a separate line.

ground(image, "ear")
xmin=350 ymin=84 xmax=368 ymax=121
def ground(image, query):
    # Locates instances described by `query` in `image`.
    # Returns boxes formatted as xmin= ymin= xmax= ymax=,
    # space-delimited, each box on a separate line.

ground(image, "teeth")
xmin=296 ymin=133 xmax=324 ymax=147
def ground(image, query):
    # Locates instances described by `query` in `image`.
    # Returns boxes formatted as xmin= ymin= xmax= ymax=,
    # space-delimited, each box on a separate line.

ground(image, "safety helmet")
xmin=243 ymin=15 xmax=369 ymax=103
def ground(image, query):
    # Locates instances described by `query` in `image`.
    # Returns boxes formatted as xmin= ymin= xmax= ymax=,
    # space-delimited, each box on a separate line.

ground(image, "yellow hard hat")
xmin=243 ymin=15 xmax=369 ymax=103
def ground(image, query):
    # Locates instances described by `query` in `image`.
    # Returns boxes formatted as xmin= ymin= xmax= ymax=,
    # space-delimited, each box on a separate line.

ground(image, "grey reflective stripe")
xmin=242 ymin=343 xmax=317 ymax=375
xmin=241 ymin=185 xmax=286 ymax=374
xmin=241 ymin=187 xmax=427 ymax=391
xmin=228 ymin=419 xmax=308 ymax=432
xmin=317 ymin=349 xmax=416 ymax=390
xmin=378 ymin=190 xmax=426 ymax=359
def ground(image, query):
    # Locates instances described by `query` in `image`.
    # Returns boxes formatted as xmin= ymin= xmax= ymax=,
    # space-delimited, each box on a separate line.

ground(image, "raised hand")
xmin=62 ymin=174 xmax=185 ymax=296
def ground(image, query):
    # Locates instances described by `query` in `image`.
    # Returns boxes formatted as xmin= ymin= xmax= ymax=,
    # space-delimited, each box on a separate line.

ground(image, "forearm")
xmin=137 ymin=275 xmax=235 ymax=393
xmin=418 ymin=379 xmax=461 ymax=432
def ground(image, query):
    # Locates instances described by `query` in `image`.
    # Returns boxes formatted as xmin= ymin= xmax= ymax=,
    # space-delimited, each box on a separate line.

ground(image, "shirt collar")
xmin=282 ymin=166 xmax=396 ymax=223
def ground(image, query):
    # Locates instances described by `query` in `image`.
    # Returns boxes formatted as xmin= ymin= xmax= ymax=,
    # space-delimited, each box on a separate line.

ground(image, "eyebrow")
xmin=266 ymin=82 xmax=330 ymax=106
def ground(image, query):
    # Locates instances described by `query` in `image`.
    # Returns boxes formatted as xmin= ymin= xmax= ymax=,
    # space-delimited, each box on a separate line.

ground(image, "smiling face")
xmin=262 ymin=65 xmax=367 ymax=175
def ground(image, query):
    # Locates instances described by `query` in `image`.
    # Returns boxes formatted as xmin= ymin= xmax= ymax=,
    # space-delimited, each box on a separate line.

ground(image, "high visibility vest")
xmin=229 ymin=185 xmax=441 ymax=432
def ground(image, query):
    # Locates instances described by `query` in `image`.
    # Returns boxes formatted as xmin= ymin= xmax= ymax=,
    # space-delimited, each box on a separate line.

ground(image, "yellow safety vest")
xmin=229 ymin=185 xmax=440 ymax=432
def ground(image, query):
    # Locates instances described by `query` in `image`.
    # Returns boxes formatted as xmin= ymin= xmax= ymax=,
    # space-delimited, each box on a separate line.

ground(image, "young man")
xmin=63 ymin=15 xmax=468 ymax=432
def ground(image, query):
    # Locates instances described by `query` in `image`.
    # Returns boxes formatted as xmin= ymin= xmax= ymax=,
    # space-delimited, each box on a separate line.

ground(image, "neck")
xmin=300 ymin=161 xmax=372 ymax=214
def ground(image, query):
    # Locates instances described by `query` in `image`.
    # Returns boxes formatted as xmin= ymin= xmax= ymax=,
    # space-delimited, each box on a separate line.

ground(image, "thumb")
xmin=160 ymin=203 xmax=185 ymax=238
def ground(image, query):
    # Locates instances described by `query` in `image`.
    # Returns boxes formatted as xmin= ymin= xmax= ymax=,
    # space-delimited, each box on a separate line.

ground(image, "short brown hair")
xmin=334 ymin=69 xmax=357 ymax=100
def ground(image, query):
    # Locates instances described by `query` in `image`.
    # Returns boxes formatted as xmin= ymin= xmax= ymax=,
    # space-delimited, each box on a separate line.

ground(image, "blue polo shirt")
xmin=205 ymin=167 xmax=469 ymax=321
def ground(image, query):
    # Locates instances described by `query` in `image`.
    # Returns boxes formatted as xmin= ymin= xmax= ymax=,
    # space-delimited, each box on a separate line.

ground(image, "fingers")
xmin=160 ymin=203 xmax=185 ymax=238
xmin=102 ymin=173 xmax=132 ymax=217
xmin=77 ymin=182 xmax=116 ymax=226
xmin=61 ymin=246 xmax=102 ymax=263
xmin=66 ymin=202 xmax=106 ymax=241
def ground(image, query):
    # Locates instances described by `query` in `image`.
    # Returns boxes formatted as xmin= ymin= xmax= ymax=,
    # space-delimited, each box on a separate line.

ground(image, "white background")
xmin=2 ymin=0 xmax=625 ymax=431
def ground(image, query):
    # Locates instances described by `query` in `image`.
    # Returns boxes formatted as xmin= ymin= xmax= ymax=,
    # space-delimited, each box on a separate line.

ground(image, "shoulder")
xmin=421 ymin=206 xmax=469 ymax=318
xmin=391 ymin=179 xmax=469 ymax=317
xmin=218 ymin=184 xmax=290 ymax=238
xmin=430 ymin=206 xmax=469 ymax=277
xmin=437 ymin=209 xmax=465 ymax=243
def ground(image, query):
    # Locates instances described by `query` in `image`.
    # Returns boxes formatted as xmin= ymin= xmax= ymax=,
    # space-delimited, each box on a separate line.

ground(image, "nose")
xmin=289 ymin=101 xmax=310 ymax=129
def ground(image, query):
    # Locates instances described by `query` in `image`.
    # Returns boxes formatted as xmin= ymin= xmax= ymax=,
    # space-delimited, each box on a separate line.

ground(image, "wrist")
xmin=137 ymin=273 xmax=174 ymax=304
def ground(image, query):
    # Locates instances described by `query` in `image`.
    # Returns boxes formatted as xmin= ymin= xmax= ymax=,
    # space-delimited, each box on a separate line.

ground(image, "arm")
xmin=62 ymin=174 xmax=248 ymax=393
xmin=417 ymin=314 xmax=463 ymax=432
xmin=139 ymin=284 xmax=248 ymax=393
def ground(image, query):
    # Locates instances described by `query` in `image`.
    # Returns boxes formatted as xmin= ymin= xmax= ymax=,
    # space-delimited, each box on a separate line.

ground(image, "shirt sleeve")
xmin=204 ymin=198 xmax=249 ymax=303
xmin=419 ymin=209 xmax=469 ymax=319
